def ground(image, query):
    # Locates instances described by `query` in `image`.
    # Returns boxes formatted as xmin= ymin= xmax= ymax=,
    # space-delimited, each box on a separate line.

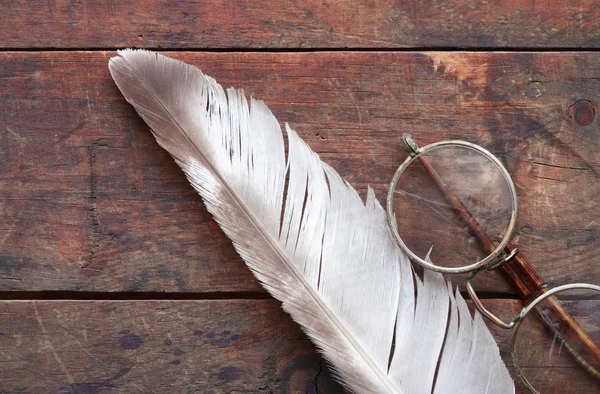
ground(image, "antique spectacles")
xmin=386 ymin=134 xmax=600 ymax=393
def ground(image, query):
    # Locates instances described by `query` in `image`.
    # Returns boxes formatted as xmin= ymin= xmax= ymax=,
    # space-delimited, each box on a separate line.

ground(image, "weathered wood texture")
xmin=485 ymin=299 xmax=600 ymax=394
xmin=3 ymin=1 xmax=600 ymax=49
xmin=0 ymin=299 xmax=597 ymax=393
xmin=2 ymin=52 xmax=600 ymax=295
xmin=0 ymin=300 xmax=344 ymax=393
xmin=3 ymin=0 xmax=600 ymax=391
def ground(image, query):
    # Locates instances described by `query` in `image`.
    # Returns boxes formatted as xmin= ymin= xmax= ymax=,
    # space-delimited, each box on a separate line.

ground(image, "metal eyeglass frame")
xmin=385 ymin=134 xmax=600 ymax=393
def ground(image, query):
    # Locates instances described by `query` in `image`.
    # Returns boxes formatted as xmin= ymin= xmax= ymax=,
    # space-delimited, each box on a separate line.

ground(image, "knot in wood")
xmin=568 ymin=100 xmax=595 ymax=126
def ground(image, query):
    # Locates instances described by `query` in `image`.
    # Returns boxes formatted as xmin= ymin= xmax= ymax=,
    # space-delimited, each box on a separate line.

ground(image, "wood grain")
xmin=487 ymin=299 xmax=600 ymax=394
xmin=0 ymin=300 xmax=343 ymax=393
xmin=3 ymin=0 xmax=599 ymax=391
xmin=1 ymin=51 xmax=600 ymax=295
xmin=2 ymin=1 xmax=600 ymax=49
xmin=0 ymin=299 xmax=597 ymax=393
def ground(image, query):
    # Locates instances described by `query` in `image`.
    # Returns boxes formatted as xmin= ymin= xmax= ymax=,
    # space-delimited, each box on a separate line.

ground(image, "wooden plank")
xmin=2 ymin=1 xmax=600 ymax=49
xmin=483 ymin=299 xmax=600 ymax=394
xmin=1 ymin=52 xmax=600 ymax=294
xmin=0 ymin=299 xmax=597 ymax=393
xmin=0 ymin=300 xmax=343 ymax=393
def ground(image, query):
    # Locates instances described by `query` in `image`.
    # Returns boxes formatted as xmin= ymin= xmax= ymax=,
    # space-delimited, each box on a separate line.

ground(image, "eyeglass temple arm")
xmin=534 ymin=308 xmax=600 ymax=379
xmin=466 ymin=272 xmax=516 ymax=329
xmin=403 ymin=134 xmax=600 ymax=363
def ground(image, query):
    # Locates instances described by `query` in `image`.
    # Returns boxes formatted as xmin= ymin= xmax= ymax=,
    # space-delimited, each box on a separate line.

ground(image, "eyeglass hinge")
xmin=401 ymin=134 xmax=421 ymax=156
xmin=486 ymin=248 xmax=519 ymax=271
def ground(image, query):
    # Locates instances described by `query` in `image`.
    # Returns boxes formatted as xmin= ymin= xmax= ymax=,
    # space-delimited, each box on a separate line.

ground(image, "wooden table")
xmin=1 ymin=1 xmax=600 ymax=393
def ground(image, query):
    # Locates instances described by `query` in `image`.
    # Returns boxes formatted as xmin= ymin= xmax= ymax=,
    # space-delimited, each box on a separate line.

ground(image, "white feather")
xmin=108 ymin=49 xmax=514 ymax=394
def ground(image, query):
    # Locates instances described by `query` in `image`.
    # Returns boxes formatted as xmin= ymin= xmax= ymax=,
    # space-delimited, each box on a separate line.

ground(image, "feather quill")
xmin=108 ymin=49 xmax=514 ymax=394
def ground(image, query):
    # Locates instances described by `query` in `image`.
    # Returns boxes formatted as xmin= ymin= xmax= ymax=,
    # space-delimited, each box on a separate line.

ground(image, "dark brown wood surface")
xmin=2 ymin=1 xmax=600 ymax=392
xmin=0 ymin=299 xmax=596 ymax=393
xmin=2 ymin=52 xmax=599 ymax=295
xmin=2 ymin=0 xmax=600 ymax=49
xmin=0 ymin=300 xmax=344 ymax=393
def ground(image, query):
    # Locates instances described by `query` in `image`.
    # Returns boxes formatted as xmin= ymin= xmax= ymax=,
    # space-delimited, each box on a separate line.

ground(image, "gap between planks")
xmin=3 ymin=47 xmax=600 ymax=53
xmin=0 ymin=290 xmax=519 ymax=301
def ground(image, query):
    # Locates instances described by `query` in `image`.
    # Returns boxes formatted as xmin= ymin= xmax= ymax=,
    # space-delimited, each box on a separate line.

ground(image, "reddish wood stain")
xmin=0 ymin=1 xmax=599 ymax=392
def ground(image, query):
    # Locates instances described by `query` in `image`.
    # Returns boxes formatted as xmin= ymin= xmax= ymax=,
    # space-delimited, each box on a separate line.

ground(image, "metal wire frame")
xmin=386 ymin=134 xmax=600 ymax=393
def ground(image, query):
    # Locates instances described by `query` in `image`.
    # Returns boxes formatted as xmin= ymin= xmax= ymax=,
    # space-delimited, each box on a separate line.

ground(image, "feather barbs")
xmin=109 ymin=49 xmax=514 ymax=394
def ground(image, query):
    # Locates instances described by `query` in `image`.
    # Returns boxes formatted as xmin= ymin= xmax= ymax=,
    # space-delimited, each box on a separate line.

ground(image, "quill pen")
xmin=108 ymin=49 xmax=514 ymax=394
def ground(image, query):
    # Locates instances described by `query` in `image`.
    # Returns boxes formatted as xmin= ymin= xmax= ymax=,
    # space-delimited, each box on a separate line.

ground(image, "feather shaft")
xmin=108 ymin=50 xmax=514 ymax=394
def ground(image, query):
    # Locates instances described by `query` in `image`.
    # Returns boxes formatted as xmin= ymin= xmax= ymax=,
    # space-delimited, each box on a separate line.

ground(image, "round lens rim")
xmin=386 ymin=140 xmax=518 ymax=274
xmin=510 ymin=283 xmax=600 ymax=394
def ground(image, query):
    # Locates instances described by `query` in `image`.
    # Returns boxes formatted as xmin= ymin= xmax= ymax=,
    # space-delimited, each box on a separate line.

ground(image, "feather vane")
xmin=108 ymin=49 xmax=514 ymax=394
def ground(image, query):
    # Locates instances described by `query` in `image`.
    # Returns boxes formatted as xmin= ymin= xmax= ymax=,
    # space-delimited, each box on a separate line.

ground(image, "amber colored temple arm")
xmin=416 ymin=154 xmax=600 ymax=364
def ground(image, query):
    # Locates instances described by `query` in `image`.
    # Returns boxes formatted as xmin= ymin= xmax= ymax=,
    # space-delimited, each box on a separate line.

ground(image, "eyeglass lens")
xmin=513 ymin=287 xmax=600 ymax=392
xmin=392 ymin=144 xmax=513 ymax=270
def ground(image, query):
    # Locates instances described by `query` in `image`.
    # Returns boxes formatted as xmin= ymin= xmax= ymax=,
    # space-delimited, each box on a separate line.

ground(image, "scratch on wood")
xmin=74 ymin=338 xmax=102 ymax=362
xmin=54 ymin=121 xmax=86 ymax=145
xmin=0 ymin=220 xmax=17 ymax=250
xmin=81 ymin=142 xmax=115 ymax=275
xmin=532 ymin=175 xmax=569 ymax=183
xmin=140 ymin=317 xmax=153 ymax=334
xmin=33 ymin=305 xmax=75 ymax=384
xmin=5 ymin=127 xmax=26 ymax=143
xmin=530 ymin=160 xmax=591 ymax=171
xmin=0 ymin=276 xmax=22 ymax=281
xmin=84 ymin=143 xmax=101 ymax=269
xmin=355 ymin=102 xmax=364 ymax=132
